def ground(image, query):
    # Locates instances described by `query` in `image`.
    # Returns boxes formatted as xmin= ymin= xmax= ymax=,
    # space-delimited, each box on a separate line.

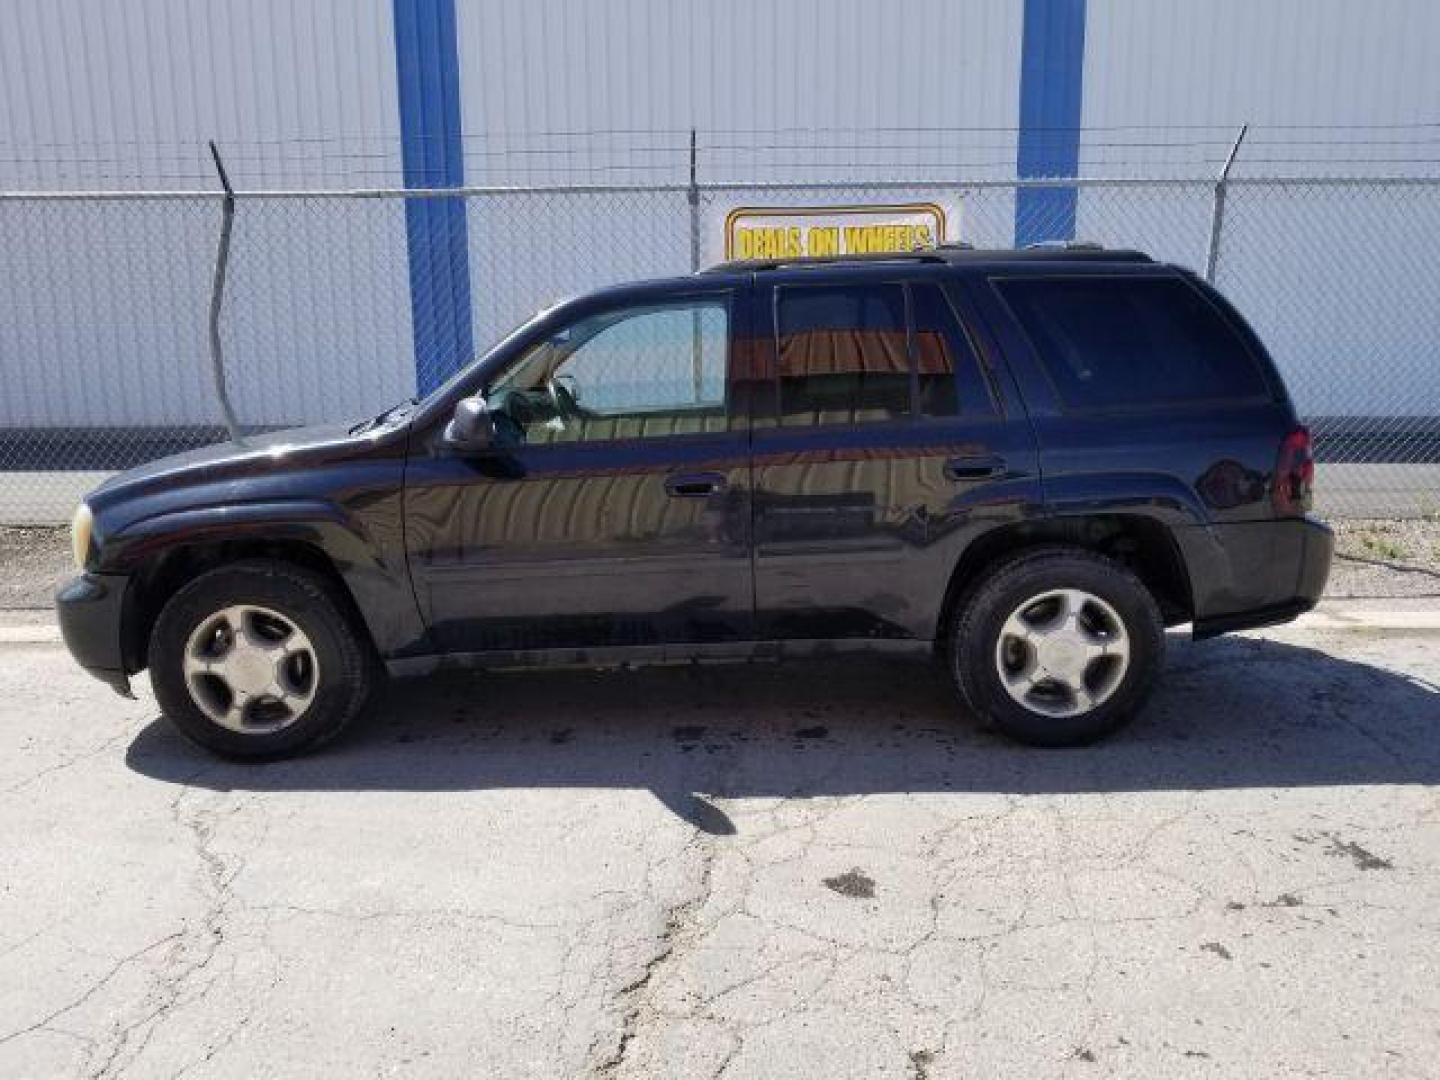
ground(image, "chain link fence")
xmin=2 ymin=172 xmax=1438 ymax=522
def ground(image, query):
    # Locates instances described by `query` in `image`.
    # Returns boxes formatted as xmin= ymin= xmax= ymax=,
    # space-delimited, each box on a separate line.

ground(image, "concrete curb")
xmin=1294 ymin=605 xmax=1440 ymax=635
xmin=0 ymin=620 xmax=61 ymax=644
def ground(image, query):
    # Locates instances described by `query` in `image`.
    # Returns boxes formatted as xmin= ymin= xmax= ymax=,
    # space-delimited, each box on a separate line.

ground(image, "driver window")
xmin=490 ymin=299 xmax=729 ymax=445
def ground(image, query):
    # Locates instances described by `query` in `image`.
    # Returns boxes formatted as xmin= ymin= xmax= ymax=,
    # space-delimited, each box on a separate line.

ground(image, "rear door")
xmin=748 ymin=265 xmax=1040 ymax=643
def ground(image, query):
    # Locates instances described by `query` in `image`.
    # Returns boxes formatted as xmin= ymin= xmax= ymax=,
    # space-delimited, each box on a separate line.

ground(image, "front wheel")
xmin=149 ymin=560 xmax=376 ymax=759
xmin=950 ymin=547 xmax=1165 ymax=747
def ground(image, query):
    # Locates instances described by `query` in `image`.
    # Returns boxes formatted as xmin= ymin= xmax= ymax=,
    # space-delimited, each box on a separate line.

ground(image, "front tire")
xmin=149 ymin=559 xmax=375 ymax=759
xmin=950 ymin=547 xmax=1165 ymax=747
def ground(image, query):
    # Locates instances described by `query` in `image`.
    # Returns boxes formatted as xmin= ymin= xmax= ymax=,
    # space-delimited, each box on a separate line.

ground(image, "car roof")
xmin=701 ymin=243 xmax=1155 ymax=276
xmin=541 ymin=244 xmax=1162 ymax=312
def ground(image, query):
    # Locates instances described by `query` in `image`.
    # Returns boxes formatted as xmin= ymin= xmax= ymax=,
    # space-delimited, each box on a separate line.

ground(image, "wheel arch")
xmin=934 ymin=513 xmax=1194 ymax=647
xmin=107 ymin=504 xmax=410 ymax=673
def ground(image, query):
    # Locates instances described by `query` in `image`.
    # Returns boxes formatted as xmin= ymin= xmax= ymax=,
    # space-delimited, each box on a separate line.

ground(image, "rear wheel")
xmin=950 ymin=547 xmax=1164 ymax=746
xmin=149 ymin=559 xmax=375 ymax=759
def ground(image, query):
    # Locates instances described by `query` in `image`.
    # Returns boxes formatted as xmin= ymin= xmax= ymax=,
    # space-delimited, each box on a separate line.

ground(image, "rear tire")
xmin=949 ymin=547 xmax=1164 ymax=747
xmin=149 ymin=559 xmax=375 ymax=760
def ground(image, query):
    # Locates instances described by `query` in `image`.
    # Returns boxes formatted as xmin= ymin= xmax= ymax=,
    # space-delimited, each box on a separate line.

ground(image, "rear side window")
xmin=777 ymin=285 xmax=910 ymax=425
xmin=995 ymin=276 xmax=1269 ymax=410
xmin=774 ymin=282 xmax=996 ymax=425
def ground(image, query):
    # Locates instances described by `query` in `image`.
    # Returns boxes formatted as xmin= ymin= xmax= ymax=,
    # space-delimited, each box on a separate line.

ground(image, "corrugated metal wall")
xmin=8 ymin=0 xmax=1436 ymax=189
xmin=1077 ymin=0 xmax=1440 ymax=420
xmin=455 ymin=0 xmax=1024 ymax=185
xmin=0 ymin=0 xmax=416 ymax=428
xmin=0 ymin=0 xmax=403 ymax=189
xmin=2 ymin=0 xmax=1439 ymax=429
xmin=1084 ymin=0 xmax=1440 ymax=130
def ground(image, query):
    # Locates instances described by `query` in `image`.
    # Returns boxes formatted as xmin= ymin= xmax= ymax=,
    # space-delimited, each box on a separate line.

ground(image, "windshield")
xmin=416 ymin=303 xmax=561 ymax=411
xmin=487 ymin=306 xmax=640 ymax=399
xmin=490 ymin=336 xmax=562 ymax=396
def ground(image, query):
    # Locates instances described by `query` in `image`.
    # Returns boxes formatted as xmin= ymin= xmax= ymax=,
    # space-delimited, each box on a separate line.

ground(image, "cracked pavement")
xmin=2 ymin=623 xmax=1439 ymax=1078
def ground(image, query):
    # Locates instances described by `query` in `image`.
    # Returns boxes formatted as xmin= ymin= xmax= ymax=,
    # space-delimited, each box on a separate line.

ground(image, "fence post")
xmin=206 ymin=140 xmax=244 ymax=444
xmin=688 ymin=128 xmax=701 ymax=271
xmin=1204 ymin=124 xmax=1248 ymax=283
xmin=688 ymin=128 xmax=704 ymax=401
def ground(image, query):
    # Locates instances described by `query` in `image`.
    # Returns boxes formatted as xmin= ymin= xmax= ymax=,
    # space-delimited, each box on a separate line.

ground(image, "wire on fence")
xmin=1 ymin=147 xmax=1438 ymax=522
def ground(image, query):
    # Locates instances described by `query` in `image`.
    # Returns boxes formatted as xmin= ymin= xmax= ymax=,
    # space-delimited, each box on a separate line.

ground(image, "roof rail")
xmin=701 ymin=243 xmax=1153 ymax=275
xmin=1023 ymin=239 xmax=1105 ymax=251
xmin=700 ymin=250 xmax=950 ymax=275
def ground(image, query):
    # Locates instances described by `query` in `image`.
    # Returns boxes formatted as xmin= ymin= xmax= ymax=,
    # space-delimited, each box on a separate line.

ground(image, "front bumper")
xmin=55 ymin=573 xmax=133 ymax=697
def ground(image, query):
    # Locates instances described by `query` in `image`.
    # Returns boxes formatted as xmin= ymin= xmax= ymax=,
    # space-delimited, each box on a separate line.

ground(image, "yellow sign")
xmin=724 ymin=203 xmax=948 ymax=261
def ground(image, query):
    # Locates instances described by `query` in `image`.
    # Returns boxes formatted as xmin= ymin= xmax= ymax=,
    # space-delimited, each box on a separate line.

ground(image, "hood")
xmin=88 ymin=420 xmax=394 ymax=510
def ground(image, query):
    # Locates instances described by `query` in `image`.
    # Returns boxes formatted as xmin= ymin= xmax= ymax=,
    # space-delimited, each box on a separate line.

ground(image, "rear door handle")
xmin=944 ymin=455 xmax=1007 ymax=482
xmin=664 ymin=471 xmax=728 ymax=498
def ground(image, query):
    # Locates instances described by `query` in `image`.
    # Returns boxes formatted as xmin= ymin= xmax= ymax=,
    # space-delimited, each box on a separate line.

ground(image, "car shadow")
xmin=125 ymin=633 xmax=1440 ymax=835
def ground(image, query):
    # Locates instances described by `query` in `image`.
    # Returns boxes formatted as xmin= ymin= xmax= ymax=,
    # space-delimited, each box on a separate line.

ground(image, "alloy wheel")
xmin=182 ymin=604 xmax=320 ymax=733
xmin=994 ymin=588 xmax=1131 ymax=718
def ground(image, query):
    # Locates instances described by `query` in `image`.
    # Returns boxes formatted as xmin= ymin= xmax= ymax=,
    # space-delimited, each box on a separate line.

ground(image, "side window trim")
xmin=904 ymin=283 xmax=920 ymax=419
xmin=911 ymin=279 xmax=1002 ymax=420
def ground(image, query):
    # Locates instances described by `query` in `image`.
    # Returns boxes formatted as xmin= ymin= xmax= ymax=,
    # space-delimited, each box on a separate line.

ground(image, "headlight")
xmin=71 ymin=502 xmax=94 ymax=571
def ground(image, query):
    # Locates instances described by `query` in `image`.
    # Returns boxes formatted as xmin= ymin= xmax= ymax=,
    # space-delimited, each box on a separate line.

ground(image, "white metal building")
xmin=5 ymin=1 xmax=1439 ymax=188
xmin=2 ymin=0 xmax=1439 ymax=434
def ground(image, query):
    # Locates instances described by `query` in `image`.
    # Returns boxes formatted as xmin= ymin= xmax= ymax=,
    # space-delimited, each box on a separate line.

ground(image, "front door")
xmin=404 ymin=289 xmax=754 ymax=656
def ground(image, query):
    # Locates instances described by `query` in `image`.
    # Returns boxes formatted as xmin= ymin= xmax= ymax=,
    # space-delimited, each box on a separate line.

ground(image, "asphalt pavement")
xmin=2 ymin=612 xmax=1438 ymax=1078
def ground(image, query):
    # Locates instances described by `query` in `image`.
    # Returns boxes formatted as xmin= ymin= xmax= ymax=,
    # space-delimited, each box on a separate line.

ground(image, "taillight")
xmin=1273 ymin=426 xmax=1315 ymax=516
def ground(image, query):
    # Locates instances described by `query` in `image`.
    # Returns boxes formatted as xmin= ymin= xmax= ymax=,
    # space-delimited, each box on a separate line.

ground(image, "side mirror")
xmin=442 ymin=394 xmax=495 ymax=452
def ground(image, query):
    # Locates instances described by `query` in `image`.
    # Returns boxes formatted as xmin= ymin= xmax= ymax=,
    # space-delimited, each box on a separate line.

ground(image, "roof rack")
xmin=702 ymin=243 xmax=1152 ymax=275
xmin=701 ymin=250 xmax=950 ymax=275
xmin=1023 ymin=239 xmax=1106 ymax=251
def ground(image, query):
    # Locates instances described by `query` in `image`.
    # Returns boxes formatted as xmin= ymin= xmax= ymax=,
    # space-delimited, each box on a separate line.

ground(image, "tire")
xmin=949 ymin=546 xmax=1165 ymax=747
xmin=149 ymin=559 xmax=376 ymax=760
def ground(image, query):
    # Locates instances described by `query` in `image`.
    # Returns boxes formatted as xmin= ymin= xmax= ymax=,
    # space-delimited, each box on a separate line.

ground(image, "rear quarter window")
xmin=994 ymin=275 xmax=1270 ymax=410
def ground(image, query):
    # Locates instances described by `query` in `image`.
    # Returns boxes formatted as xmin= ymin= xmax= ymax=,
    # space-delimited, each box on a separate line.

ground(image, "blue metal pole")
xmin=393 ymin=0 xmax=473 ymax=395
xmin=1015 ymin=0 xmax=1088 ymax=246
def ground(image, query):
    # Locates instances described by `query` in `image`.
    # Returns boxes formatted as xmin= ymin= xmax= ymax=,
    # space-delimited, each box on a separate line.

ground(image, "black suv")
xmin=57 ymin=247 xmax=1332 ymax=758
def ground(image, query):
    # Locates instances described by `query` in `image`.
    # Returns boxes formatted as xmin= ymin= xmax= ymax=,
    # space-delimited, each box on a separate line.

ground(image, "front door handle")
xmin=944 ymin=455 xmax=1007 ymax=482
xmin=664 ymin=471 xmax=728 ymax=498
